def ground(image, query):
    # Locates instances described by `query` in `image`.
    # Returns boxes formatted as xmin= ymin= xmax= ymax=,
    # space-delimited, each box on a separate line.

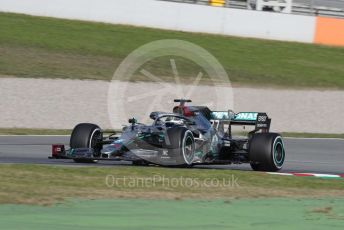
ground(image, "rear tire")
xmin=70 ymin=123 xmax=102 ymax=163
xmin=164 ymin=126 xmax=195 ymax=166
xmin=249 ymin=133 xmax=285 ymax=172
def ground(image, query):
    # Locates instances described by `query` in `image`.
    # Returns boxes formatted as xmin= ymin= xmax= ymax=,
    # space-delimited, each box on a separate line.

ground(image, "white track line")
xmin=267 ymin=172 xmax=343 ymax=178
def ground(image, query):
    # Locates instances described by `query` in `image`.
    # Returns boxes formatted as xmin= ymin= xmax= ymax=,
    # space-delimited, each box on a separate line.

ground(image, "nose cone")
xmin=101 ymin=143 xmax=122 ymax=156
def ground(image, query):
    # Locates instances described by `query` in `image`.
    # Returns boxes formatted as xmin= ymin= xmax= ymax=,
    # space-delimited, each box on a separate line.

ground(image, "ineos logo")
xmin=258 ymin=116 xmax=267 ymax=122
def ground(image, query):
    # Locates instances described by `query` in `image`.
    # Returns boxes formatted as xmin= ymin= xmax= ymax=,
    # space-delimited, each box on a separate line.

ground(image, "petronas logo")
xmin=235 ymin=112 xmax=258 ymax=121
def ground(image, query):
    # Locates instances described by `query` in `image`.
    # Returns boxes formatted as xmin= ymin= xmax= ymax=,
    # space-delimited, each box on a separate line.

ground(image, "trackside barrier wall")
xmin=0 ymin=0 xmax=343 ymax=46
xmin=314 ymin=16 xmax=344 ymax=46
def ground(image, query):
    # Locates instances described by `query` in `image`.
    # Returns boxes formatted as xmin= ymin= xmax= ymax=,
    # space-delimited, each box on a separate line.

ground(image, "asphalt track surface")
xmin=0 ymin=136 xmax=343 ymax=174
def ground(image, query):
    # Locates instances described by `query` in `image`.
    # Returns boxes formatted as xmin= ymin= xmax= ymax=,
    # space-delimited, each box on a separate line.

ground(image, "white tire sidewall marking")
xmin=272 ymin=136 xmax=284 ymax=169
xmin=182 ymin=130 xmax=194 ymax=165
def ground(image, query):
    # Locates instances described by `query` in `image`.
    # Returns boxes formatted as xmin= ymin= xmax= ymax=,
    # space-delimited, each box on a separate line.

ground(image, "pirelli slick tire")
xmin=164 ymin=126 xmax=195 ymax=166
xmin=249 ymin=133 xmax=285 ymax=172
xmin=70 ymin=123 xmax=102 ymax=163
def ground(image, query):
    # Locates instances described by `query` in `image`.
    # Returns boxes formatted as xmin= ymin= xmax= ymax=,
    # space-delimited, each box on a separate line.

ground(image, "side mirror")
xmin=128 ymin=118 xmax=137 ymax=124
xmin=150 ymin=112 xmax=158 ymax=120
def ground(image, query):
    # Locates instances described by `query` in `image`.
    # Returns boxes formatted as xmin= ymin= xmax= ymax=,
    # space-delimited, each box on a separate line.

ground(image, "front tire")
xmin=70 ymin=123 xmax=102 ymax=163
xmin=164 ymin=126 xmax=195 ymax=166
xmin=249 ymin=133 xmax=285 ymax=172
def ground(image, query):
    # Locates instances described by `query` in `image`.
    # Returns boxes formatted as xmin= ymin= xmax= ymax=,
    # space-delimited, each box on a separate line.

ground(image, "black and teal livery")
xmin=51 ymin=99 xmax=285 ymax=172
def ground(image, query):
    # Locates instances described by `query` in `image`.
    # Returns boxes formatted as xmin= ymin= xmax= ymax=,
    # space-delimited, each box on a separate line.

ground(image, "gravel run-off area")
xmin=0 ymin=78 xmax=343 ymax=134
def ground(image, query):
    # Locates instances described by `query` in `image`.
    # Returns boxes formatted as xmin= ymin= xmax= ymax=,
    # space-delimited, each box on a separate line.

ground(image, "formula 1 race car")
xmin=51 ymin=99 xmax=286 ymax=171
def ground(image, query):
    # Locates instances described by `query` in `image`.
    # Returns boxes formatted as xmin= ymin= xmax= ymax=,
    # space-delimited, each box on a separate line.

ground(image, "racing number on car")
xmin=256 ymin=113 xmax=269 ymax=129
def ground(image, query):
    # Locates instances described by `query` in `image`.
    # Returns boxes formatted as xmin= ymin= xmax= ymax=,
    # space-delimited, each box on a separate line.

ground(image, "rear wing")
xmin=210 ymin=111 xmax=271 ymax=131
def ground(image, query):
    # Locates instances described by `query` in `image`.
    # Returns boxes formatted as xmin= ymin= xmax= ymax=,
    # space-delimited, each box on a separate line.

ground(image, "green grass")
xmin=0 ymin=128 xmax=72 ymax=135
xmin=0 ymin=164 xmax=343 ymax=205
xmin=0 ymin=128 xmax=118 ymax=135
xmin=0 ymin=198 xmax=343 ymax=229
xmin=1 ymin=13 xmax=344 ymax=88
